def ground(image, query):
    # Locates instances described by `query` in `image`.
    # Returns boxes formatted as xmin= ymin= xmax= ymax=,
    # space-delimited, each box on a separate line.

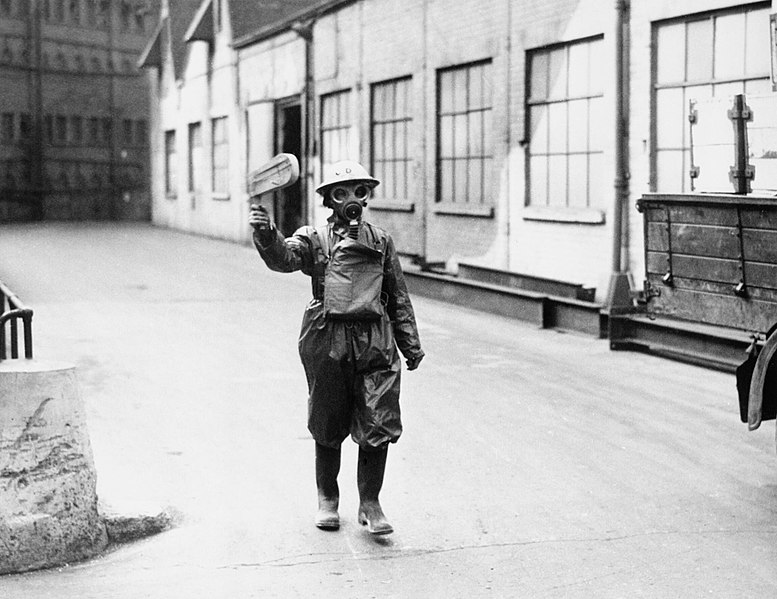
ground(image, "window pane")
xmin=745 ymin=78 xmax=772 ymax=95
xmin=468 ymin=160 xmax=483 ymax=204
xmin=374 ymin=124 xmax=384 ymax=160
xmin=395 ymin=81 xmax=407 ymax=118
xmin=547 ymin=102 xmax=567 ymax=153
xmin=453 ymin=114 xmax=467 ymax=156
xmin=656 ymin=149 xmax=685 ymax=193
xmin=529 ymin=155 xmax=548 ymax=206
xmin=439 ymin=115 xmax=452 ymax=158
xmin=588 ymin=152 xmax=604 ymax=208
xmin=588 ymin=97 xmax=604 ymax=152
xmin=547 ymin=154 xmax=568 ymax=206
xmin=548 ymin=47 xmax=567 ymax=99
xmin=589 ymin=39 xmax=604 ymax=95
xmin=567 ymin=99 xmax=588 ymax=153
xmin=482 ymin=110 xmax=493 ymax=156
xmin=530 ymin=51 xmax=549 ymax=101
xmin=440 ymin=159 xmax=453 ymax=203
xmin=384 ymin=83 xmax=395 ymax=120
xmin=657 ymin=23 xmax=685 ymax=84
xmin=469 ymin=64 xmax=484 ymax=109
xmin=529 ymin=105 xmax=548 ymax=154
xmin=469 ymin=111 xmax=483 ymax=155
xmin=714 ymin=12 xmax=745 ymax=80
xmin=686 ymin=19 xmax=713 ymax=82
xmin=567 ymin=42 xmax=589 ymax=97
xmin=568 ymin=154 xmax=588 ymax=208
xmin=685 ymin=83 xmax=712 ymax=104
xmin=454 ymin=159 xmax=468 ymax=202
xmin=440 ymin=71 xmax=453 ymax=113
xmin=452 ymin=68 xmax=468 ymax=112
xmin=745 ymin=8 xmax=770 ymax=76
xmin=656 ymin=87 xmax=685 ymax=149
xmin=712 ymin=80 xmax=744 ymax=98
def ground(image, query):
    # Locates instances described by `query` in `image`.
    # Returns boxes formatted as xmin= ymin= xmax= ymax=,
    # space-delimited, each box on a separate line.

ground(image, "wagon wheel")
xmin=748 ymin=324 xmax=777 ymax=431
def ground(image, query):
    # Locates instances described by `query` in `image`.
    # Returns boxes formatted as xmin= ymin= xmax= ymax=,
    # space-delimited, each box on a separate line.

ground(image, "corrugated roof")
xmin=229 ymin=0 xmax=351 ymax=48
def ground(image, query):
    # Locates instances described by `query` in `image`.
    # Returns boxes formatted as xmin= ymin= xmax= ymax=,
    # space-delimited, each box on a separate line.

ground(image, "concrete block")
xmin=0 ymin=360 xmax=108 ymax=574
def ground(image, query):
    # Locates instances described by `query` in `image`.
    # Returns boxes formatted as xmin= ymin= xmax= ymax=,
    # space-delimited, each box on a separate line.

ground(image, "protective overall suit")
xmin=250 ymin=160 xmax=424 ymax=535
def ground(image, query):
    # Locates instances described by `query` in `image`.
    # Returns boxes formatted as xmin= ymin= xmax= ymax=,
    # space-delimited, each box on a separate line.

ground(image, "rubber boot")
xmin=315 ymin=443 xmax=341 ymax=530
xmin=357 ymin=446 xmax=393 ymax=535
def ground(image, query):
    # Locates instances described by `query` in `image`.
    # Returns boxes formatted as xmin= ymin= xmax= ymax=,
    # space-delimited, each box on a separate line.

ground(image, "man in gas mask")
xmin=249 ymin=160 xmax=424 ymax=535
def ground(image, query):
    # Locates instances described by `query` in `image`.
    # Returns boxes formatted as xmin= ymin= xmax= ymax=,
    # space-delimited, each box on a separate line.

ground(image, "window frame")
xmin=210 ymin=116 xmax=229 ymax=199
xmin=164 ymin=129 xmax=177 ymax=198
xmin=187 ymin=121 xmax=203 ymax=194
xmin=320 ymin=89 xmax=352 ymax=172
xmin=369 ymin=76 xmax=414 ymax=212
xmin=434 ymin=60 xmax=494 ymax=217
xmin=650 ymin=3 xmax=772 ymax=193
xmin=524 ymin=36 xmax=605 ymax=224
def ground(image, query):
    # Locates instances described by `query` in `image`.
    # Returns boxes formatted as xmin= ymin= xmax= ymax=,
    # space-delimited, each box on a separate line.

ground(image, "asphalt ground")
xmin=0 ymin=222 xmax=775 ymax=598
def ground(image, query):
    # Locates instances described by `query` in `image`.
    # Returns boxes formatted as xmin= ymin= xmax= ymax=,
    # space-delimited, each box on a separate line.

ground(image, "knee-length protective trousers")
xmin=298 ymin=302 xmax=402 ymax=450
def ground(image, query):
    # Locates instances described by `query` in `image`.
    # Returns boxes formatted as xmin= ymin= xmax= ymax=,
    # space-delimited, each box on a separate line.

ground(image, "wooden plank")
xmin=671 ymin=223 xmax=739 ymax=258
xmin=667 ymin=205 xmax=738 ymax=226
xmin=645 ymin=278 xmax=777 ymax=332
xmin=648 ymin=273 xmax=777 ymax=301
xmin=743 ymin=228 xmax=777 ymax=264
xmin=645 ymin=222 xmax=669 ymax=252
xmin=647 ymin=252 xmax=777 ymax=290
xmin=646 ymin=251 xmax=739 ymax=282
xmin=739 ymin=207 xmax=777 ymax=230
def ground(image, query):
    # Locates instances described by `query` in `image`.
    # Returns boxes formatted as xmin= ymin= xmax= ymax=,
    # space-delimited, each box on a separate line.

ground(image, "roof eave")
xmin=231 ymin=0 xmax=355 ymax=49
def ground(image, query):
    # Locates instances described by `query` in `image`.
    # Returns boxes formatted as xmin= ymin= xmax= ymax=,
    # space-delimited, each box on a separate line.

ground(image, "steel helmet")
xmin=315 ymin=160 xmax=380 ymax=196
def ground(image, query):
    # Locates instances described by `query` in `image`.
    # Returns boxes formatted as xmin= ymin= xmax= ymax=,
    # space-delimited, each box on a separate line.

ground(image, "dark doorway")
xmin=275 ymin=100 xmax=303 ymax=236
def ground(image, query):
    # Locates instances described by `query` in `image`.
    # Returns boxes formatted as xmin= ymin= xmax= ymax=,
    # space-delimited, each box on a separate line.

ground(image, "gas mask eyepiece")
xmin=330 ymin=184 xmax=370 ymax=222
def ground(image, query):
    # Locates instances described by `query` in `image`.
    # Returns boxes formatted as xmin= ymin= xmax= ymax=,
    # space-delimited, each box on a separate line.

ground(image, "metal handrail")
xmin=0 ymin=279 xmax=33 ymax=360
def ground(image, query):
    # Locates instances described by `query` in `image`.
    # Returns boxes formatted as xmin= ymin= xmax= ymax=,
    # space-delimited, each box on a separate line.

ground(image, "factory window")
xmin=165 ymin=130 xmax=177 ymax=196
xmin=55 ymin=115 xmax=67 ymax=144
xmin=19 ymin=113 xmax=30 ymax=142
xmin=437 ymin=61 xmax=493 ymax=207
xmin=1 ymin=113 xmax=14 ymax=144
xmin=211 ymin=116 xmax=229 ymax=195
xmin=53 ymin=0 xmax=64 ymax=21
xmin=371 ymin=77 xmax=412 ymax=202
xmin=135 ymin=119 xmax=147 ymax=146
xmin=120 ymin=0 xmax=132 ymax=32
xmin=0 ymin=0 xmax=11 ymax=17
xmin=85 ymin=0 xmax=95 ymax=23
xmin=102 ymin=117 xmax=112 ymax=145
xmin=71 ymin=115 xmax=83 ymax=144
xmin=652 ymin=4 xmax=771 ymax=192
xmin=44 ymin=115 xmax=53 ymax=143
xmin=526 ymin=37 xmax=603 ymax=212
xmin=122 ymin=118 xmax=133 ymax=145
xmin=69 ymin=0 xmax=79 ymax=23
xmin=320 ymin=90 xmax=352 ymax=172
xmin=188 ymin=122 xmax=203 ymax=192
xmin=88 ymin=117 xmax=100 ymax=144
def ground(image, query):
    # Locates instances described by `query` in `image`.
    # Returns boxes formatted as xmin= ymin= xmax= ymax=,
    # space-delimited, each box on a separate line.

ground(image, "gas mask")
xmin=329 ymin=183 xmax=372 ymax=238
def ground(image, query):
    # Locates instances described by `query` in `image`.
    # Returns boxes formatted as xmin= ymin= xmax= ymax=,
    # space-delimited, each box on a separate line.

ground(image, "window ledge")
xmin=433 ymin=203 xmax=494 ymax=218
xmin=211 ymin=192 xmax=230 ymax=201
xmin=368 ymin=199 xmax=415 ymax=212
xmin=523 ymin=206 xmax=605 ymax=224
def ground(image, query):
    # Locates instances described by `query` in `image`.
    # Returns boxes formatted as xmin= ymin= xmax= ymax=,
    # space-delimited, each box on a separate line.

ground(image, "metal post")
xmin=606 ymin=0 xmax=634 ymax=313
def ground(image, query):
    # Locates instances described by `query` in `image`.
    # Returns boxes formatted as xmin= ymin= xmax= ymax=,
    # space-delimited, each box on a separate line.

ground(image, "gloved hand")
xmin=406 ymin=354 xmax=424 ymax=371
xmin=248 ymin=205 xmax=274 ymax=243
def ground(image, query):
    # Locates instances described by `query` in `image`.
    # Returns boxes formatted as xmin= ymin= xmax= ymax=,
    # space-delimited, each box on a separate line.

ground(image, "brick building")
xmin=0 ymin=0 xmax=157 ymax=221
xmin=141 ymin=0 xmax=777 ymax=301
